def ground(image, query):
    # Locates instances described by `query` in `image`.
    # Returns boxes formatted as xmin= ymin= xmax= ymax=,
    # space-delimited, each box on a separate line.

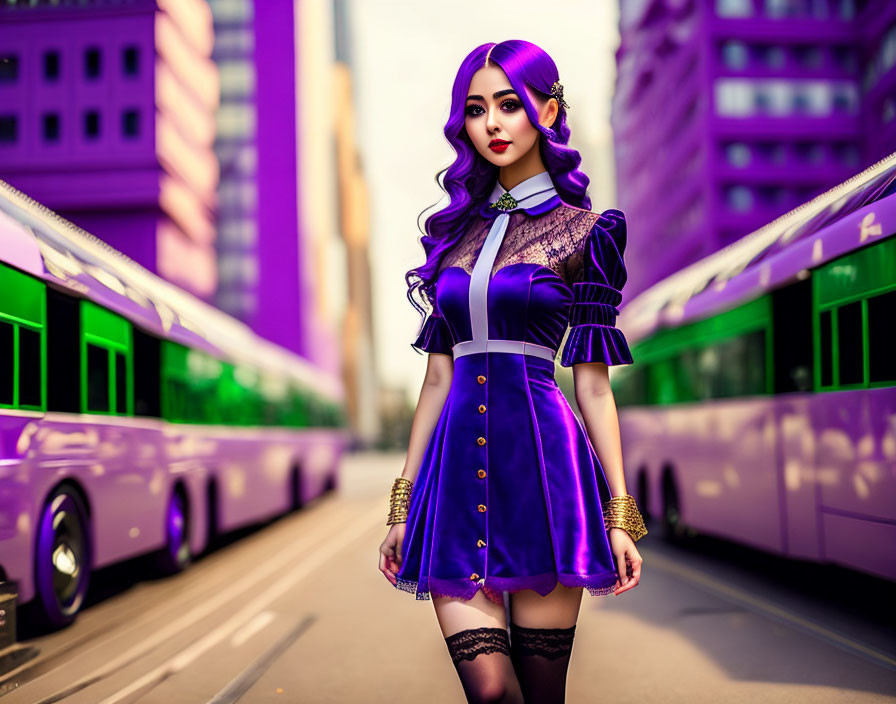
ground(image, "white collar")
xmin=488 ymin=171 xmax=558 ymax=212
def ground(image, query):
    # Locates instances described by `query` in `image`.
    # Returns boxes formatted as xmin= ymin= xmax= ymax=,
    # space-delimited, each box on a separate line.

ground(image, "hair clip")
xmin=551 ymin=80 xmax=570 ymax=110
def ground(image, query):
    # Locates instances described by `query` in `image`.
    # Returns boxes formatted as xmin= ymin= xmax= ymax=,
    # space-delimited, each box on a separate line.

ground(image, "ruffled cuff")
xmin=560 ymin=324 xmax=633 ymax=367
xmin=411 ymin=313 xmax=454 ymax=355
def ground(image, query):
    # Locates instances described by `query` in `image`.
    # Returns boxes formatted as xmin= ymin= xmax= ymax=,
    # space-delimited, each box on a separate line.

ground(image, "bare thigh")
xmin=509 ymin=583 xmax=583 ymax=627
xmin=433 ymin=589 xmax=508 ymax=637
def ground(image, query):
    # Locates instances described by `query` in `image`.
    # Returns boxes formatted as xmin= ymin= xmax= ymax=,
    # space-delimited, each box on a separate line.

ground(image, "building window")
xmin=85 ymin=47 xmax=101 ymax=79
xmin=716 ymin=0 xmax=754 ymax=16
xmin=122 ymin=109 xmax=139 ymax=138
xmin=715 ymin=79 xmax=754 ymax=116
xmin=763 ymin=46 xmax=786 ymax=70
xmin=42 ymin=51 xmax=60 ymax=81
xmin=122 ymin=46 xmax=139 ymax=76
xmin=0 ymin=55 xmax=18 ymax=83
xmin=792 ymin=88 xmax=811 ymax=114
xmin=726 ymin=185 xmax=753 ymax=212
xmin=218 ymin=60 xmax=255 ymax=97
xmin=883 ymin=97 xmax=896 ymax=124
xmin=832 ymin=141 xmax=858 ymax=166
xmin=0 ymin=116 xmax=17 ymax=143
xmin=764 ymin=0 xmax=790 ymax=17
xmin=831 ymin=82 xmax=858 ymax=113
xmin=757 ymin=141 xmax=787 ymax=164
xmin=42 ymin=113 xmax=60 ymax=142
xmin=725 ymin=142 xmax=752 ymax=167
xmin=721 ymin=41 xmax=749 ymax=70
xmin=794 ymin=141 xmax=824 ymax=164
xmin=832 ymin=46 xmax=855 ymax=72
xmin=84 ymin=110 xmax=100 ymax=139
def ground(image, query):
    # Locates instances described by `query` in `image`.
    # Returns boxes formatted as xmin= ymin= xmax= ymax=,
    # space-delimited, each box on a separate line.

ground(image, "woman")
xmin=378 ymin=39 xmax=647 ymax=704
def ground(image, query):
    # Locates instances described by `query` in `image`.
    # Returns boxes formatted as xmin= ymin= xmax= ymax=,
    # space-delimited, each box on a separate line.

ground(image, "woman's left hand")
xmin=608 ymin=527 xmax=642 ymax=595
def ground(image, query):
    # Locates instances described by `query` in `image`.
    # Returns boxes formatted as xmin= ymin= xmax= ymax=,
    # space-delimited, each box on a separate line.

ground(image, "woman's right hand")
xmin=379 ymin=522 xmax=407 ymax=586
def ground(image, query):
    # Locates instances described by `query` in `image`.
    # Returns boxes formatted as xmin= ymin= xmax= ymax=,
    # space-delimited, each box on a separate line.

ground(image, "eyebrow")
xmin=466 ymin=89 xmax=517 ymax=101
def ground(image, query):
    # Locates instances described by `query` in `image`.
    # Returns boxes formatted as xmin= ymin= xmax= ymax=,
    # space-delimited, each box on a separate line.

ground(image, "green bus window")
xmin=868 ymin=289 xmax=896 ymax=383
xmin=0 ymin=321 xmax=12 ymax=405
xmin=115 ymin=351 xmax=127 ymax=413
xmin=18 ymin=326 xmax=42 ymax=407
xmin=87 ymin=343 xmax=110 ymax=412
xmin=837 ymin=301 xmax=863 ymax=386
xmin=819 ymin=309 xmax=833 ymax=387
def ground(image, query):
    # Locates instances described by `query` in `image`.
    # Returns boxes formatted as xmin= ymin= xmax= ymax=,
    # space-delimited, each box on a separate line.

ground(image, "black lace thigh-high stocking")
xmin=444 ymin=626 xmax=524 ymax=704
xmin=509 ymin=622 xmax=576 ymax=704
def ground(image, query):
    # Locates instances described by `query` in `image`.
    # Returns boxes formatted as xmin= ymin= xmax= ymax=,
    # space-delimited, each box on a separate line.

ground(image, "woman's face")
xmin=463 ymin=64 xmax=557 ymax=168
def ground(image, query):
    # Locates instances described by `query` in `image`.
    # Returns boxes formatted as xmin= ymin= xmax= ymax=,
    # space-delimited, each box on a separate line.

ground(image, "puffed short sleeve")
xmin=559 ymin=209 xmax=634 ymax=367
xmin=411 ymin=288 xmax=454 ymax=356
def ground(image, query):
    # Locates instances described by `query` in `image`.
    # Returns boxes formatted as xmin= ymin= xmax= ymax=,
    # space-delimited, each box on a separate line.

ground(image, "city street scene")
xmin=0 ymin=0 xmax=894 ymax=702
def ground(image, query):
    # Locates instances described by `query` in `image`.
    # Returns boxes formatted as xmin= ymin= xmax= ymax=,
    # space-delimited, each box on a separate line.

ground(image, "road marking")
xmin=209 ymin=614 xmax=316 ymax=704
xmin=19 ymin=501 xmax=368 ymax=702
xmin=647 ymin=550 xmax=896 ymax=671
xmin=229 ymin=611 xmax=276 ymax=649
xmin=93 ymin=503 xmax=383 ymax=703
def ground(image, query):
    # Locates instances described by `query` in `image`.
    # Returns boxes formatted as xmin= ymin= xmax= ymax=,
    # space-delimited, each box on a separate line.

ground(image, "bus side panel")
xmin=813 ymin=388 xmax=896 ymax=521
xmin=774 ymin=395 xmax=822 ymax=561
xmin=33 ymin=415 xmax=169 ymax=567
xmin=618 ymin=409 xmax=662 ymax=516
xmin=0 ymin=420 xmax=38 ymax=604
xmin=672 ymin=400 xmax=783 ymax=553
xmin=821 ymin=513 xmax=896 ymax=582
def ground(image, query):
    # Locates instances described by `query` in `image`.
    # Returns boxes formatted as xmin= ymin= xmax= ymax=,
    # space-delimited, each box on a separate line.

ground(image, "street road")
xmin=1 ymin=451 xmax=894 ymax=703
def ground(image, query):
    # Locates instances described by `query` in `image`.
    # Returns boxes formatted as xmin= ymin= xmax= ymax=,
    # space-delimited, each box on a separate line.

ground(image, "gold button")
xmin=470 ymin=572 xmax=480 ymax=580
xmin=476 ymin=436 xmax=486 ymax=446
xmin=477 ymin=375 xmax=486 ymax=384
xmin=477 ymin=469 xmax=487 ymax=479
xmin=478 ymin=404 xmax=486 ymax=413
xmin=477 ymin=504 xmax=487 ymax=512
xmin=477 ymin=539 xmax=486 ymax=547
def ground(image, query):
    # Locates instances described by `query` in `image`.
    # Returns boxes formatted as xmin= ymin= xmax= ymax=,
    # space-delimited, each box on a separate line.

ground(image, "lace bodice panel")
xmin=438 ymin=205 xmax=603 ymax=288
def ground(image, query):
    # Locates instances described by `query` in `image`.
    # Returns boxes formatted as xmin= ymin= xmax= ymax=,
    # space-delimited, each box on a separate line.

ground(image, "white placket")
xmin=451 ymin=173 xmax=559 ymax=359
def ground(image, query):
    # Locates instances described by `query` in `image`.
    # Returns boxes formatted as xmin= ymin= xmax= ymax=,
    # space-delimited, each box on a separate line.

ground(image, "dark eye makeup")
xmin=464 ymin=99 xmax=522 ymax=117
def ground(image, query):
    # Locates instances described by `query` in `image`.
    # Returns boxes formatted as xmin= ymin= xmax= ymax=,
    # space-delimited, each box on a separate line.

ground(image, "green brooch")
xmin=490 ymin=193 xmax=518 ymax=212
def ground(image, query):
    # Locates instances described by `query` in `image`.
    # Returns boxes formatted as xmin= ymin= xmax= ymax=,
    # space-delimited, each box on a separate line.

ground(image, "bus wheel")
xmin=155 ymin=490 xmax=192 ymax=575
xmin=33 ymin=487 xmax=92 ymax=628
xmin=661 ymin=472 xmax=687 ymax=543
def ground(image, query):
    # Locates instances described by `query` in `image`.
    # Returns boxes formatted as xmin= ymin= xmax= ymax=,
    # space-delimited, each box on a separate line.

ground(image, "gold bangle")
xmin=387 ymin=477 xmax=414 ymax=525
xmin=602 ymin=494 xmax=647 ymax=542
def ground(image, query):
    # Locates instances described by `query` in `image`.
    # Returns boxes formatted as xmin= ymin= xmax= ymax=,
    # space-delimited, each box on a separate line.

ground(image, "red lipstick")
xmin=489 ymin=139 xmax=510 ymax=153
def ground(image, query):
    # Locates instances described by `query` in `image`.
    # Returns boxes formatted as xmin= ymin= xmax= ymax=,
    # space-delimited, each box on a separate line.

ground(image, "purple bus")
xmin=0 ymin=180 xmax=349 ymax=630
xmin=612 ymin=152 xmax=896 ymax=584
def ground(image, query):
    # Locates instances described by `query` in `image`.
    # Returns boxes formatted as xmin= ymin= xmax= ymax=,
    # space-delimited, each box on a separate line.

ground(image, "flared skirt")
xmin=394 ymin=352 xmax=619 ymax=605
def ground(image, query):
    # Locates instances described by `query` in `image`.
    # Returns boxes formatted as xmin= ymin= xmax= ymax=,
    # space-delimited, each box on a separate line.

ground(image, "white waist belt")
xmin=452 ymin=339 xmax=556 ymax=362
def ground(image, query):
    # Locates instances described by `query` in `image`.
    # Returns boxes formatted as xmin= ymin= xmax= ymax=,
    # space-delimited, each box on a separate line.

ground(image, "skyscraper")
xmin=0 ymin=0 xmax=220 ymax=300
xmin=613 ymin=0 xmax=895 ymax=298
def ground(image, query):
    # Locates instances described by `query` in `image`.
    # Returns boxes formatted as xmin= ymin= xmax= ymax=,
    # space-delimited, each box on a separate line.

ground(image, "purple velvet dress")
xmin=395 ymin=171 xmax=634 ymax=606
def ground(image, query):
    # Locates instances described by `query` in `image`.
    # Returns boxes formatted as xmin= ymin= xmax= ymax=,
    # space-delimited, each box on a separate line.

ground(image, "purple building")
xmin=208 ymin=0 xmax=307 ymax=357
xmin=613 ymin=0 xmax=896 ymax=299
xmin=0 ymin=0 xmax=219 ymax=300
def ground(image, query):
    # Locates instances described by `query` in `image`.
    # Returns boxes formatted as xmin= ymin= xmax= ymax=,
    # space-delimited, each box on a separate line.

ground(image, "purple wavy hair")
xmin=405 ymin=39 xmax=593 ymax=320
